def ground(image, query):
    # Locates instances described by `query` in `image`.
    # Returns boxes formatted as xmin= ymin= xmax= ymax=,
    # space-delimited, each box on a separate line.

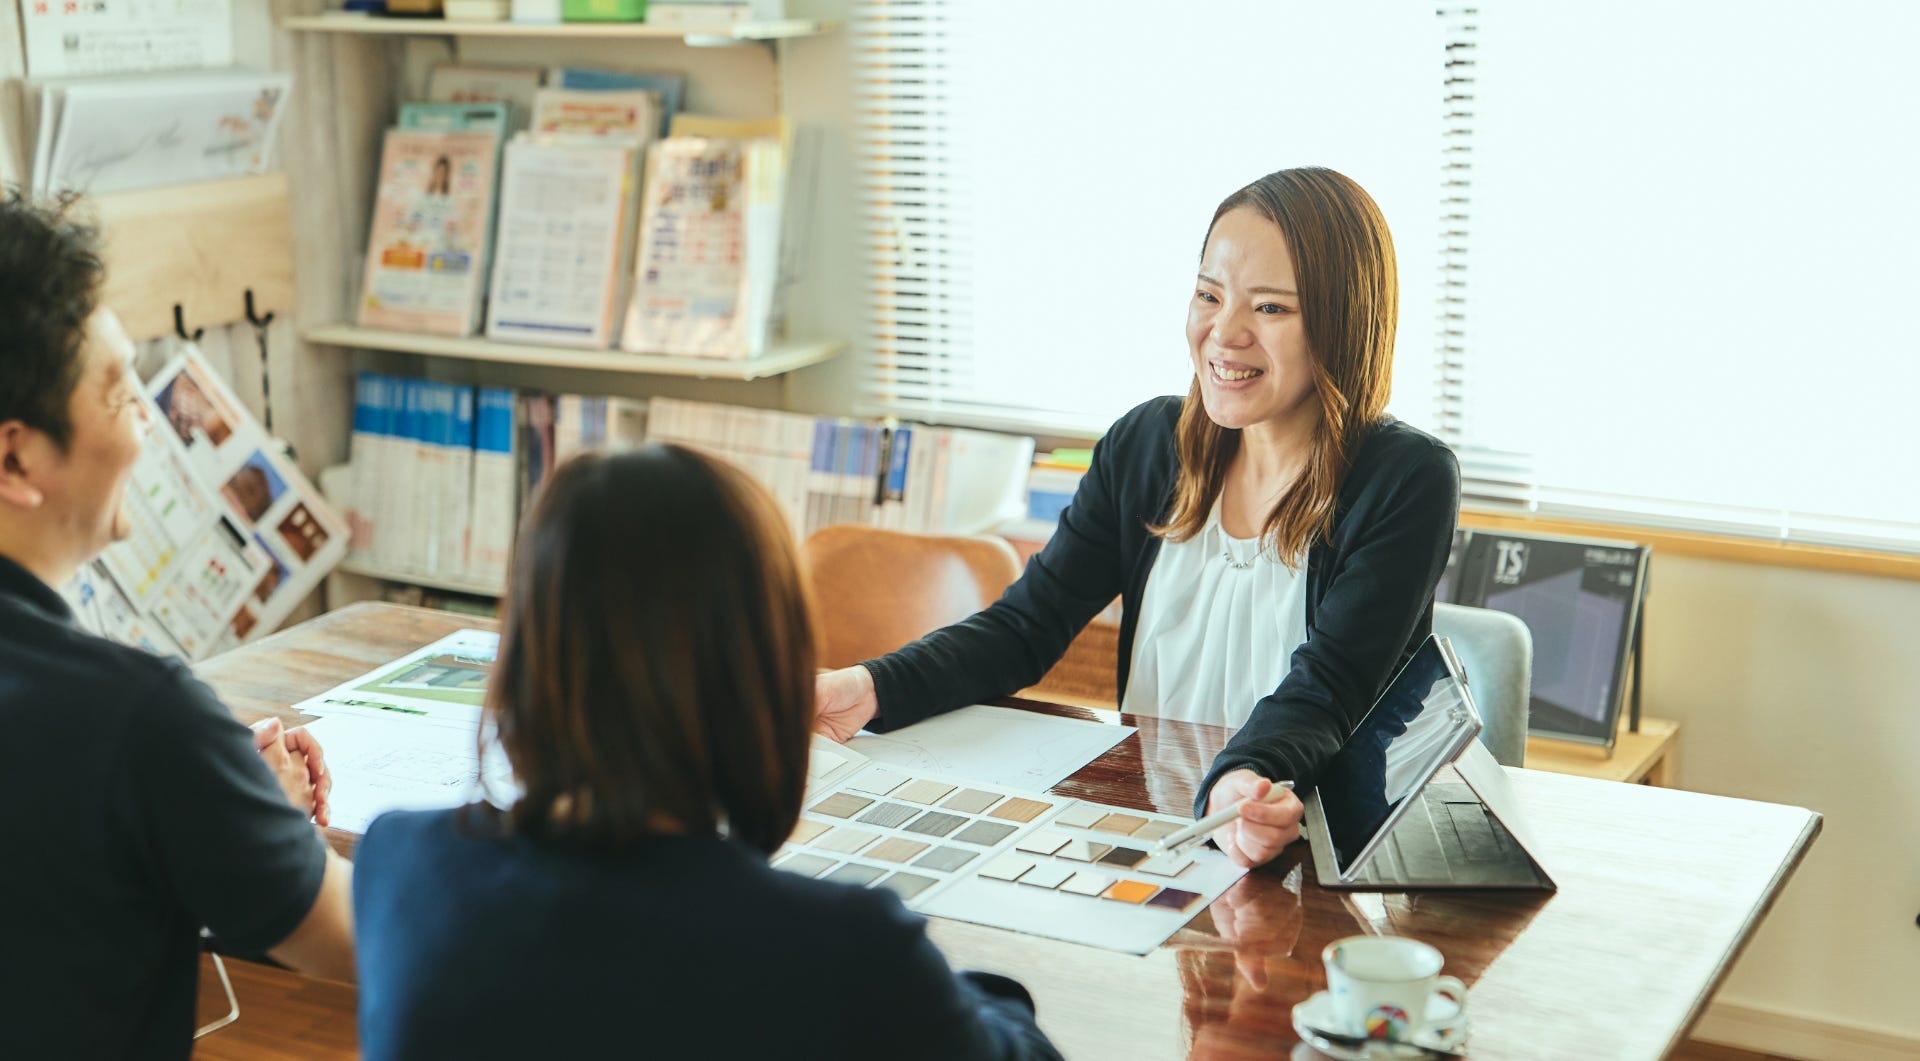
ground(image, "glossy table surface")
xmin=198 ymin=603 xmax=1822 ymax=1060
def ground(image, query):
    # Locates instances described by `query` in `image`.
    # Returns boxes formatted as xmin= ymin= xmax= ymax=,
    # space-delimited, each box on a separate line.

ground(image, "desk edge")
xmin=1663 ymin=809 xmax=1825 ymax=1058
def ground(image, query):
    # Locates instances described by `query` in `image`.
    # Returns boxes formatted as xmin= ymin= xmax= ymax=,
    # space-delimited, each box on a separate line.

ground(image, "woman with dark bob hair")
xmin=351 ymin=446 xmax=1061 ymax=1060
xmin=817 ymin=167 xmax=1461 ymax=871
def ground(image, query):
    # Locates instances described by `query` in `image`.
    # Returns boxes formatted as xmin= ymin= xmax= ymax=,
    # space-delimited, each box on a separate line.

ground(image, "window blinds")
xmin=857 ymin=2 xmax=1914 ymax=553
xmin=852 ymin=1 xmax=1446 ymax=437
xmin=1454 ymin=0 xmax=1920 ymax=551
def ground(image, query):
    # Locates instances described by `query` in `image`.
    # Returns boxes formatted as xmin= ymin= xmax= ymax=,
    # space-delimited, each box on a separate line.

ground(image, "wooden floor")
xmin=196 ymin=955 xmax=1793 ymax=1060
xmin=195 ymin=956 xmax=356 ymax=1061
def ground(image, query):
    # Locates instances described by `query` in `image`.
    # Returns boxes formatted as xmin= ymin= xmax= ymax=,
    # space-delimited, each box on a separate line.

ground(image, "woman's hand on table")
xmin=815 ymin=666 xmax=879 ymax=742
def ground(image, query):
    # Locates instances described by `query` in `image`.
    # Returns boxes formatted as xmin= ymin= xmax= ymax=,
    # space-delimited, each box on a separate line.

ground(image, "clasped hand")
xmin=251 ymin=717 xmax=333 ymax=828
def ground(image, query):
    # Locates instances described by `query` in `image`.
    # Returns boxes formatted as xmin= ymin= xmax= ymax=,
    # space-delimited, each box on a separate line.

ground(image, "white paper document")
xmin=485 ymin=140 xmax=633 ymax=349
xmin=299 ymin=713 xmax=514 ymax=835
xmin=849 ymin=704 xmax=1135 ymax=792
xmin=294 ymin=629 xmax=497 ymax=727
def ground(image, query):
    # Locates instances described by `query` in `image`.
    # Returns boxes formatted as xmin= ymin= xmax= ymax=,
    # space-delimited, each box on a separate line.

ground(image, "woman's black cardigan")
xmin=862 ymin=396 xmax=1461 ymax=815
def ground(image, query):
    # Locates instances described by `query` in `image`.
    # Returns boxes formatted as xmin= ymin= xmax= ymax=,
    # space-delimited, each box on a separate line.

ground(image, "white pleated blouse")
xmin=1121 ymin=505 xmax=1310 ymax=729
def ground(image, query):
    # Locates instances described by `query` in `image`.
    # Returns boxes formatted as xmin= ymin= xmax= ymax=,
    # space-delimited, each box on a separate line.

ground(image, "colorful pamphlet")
xmin=529 ymin=88 xmax=659 ymax=148
xmin=358 ymin=128 xmax=501 ymax=336
xmin=426 ymin=64 xmax=543 ymax=132
xmin=547 ymin=66 xmax=684 ymax=137
xmin=621 ymin=136 xmax=786 ymax=358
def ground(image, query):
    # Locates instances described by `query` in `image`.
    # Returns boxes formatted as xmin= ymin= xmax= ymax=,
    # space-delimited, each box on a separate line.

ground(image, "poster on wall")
xmin=17 ymin=0 xmax=234 ymax=79
xmin=64 ymin=347 xmax=348 ymax=661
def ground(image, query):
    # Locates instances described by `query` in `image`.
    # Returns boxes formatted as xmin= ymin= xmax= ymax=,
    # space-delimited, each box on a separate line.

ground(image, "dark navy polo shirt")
xmin=0 ymin=552 xmax=327 ymax=1060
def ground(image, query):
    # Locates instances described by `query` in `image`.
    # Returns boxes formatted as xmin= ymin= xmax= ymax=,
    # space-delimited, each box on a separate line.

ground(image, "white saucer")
xmin=1291 ymin=989 xmax=1469 ymax=1059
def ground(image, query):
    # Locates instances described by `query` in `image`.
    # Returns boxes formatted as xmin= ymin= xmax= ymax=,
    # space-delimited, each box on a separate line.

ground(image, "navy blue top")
xmin=353 ymin=806 xmax=1063 ymax=1061
xmin=0 ymin=554 xmax=327 ymax=1060
xmin=862 ymin=397 xmax=1460 ymax=814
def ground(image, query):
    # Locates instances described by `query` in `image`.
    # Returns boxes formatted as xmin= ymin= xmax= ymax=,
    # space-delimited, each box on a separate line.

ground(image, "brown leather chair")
xmin=805 ymin=524 xmax=1124 ymax=710
xmin=802 ymin=525 xmax=1023 ymax=669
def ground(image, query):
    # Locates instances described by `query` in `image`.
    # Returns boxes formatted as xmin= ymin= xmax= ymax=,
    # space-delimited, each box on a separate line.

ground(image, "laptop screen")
xmin=1317 ymin=636 xmax=1482 ymax=874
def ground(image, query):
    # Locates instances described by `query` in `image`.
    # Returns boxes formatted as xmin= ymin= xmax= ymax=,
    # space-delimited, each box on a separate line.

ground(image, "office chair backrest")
xmin=802 ymin=525 xmax=1023 ymax=670
xmin=1432 ymin=602 xmax=1533 ymax=766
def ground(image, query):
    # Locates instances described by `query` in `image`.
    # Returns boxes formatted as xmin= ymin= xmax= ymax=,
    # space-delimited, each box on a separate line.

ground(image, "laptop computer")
xmin=1303 ymin=635 xmax=1556 ymax=891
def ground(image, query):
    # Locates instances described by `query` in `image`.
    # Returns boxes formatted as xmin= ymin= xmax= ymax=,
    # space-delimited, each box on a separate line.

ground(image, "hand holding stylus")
xmin=1202 ymin=770 xmax=1304 ymax=869
xmin=1154 ymin=777 xmax=1295 ymax=855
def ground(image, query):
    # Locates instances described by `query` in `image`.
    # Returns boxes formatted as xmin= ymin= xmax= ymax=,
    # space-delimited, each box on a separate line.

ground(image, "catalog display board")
xmin=65 ymin=348 xmax=347 ymax=660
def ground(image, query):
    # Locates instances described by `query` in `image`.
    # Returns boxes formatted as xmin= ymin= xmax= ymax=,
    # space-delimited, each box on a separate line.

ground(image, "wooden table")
xmin=1528 ymin=717 xmax=1681 ymax=787
xmin=195 ymin=603 xmax=1819 ymax=1060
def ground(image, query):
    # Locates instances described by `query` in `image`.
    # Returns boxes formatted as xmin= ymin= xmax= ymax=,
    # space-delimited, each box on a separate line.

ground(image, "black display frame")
xmin=1437 ymin=528 xmax=1649 ymax=753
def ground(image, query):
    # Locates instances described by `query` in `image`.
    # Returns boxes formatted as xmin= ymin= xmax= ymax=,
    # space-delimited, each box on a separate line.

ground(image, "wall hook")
xmin=244 ymin=288 xmax=275 ymax=331
xmin=172 ymin=303 xmax=204 ymax=343
xmin=242 ymin=288 xmax=280 ymax=438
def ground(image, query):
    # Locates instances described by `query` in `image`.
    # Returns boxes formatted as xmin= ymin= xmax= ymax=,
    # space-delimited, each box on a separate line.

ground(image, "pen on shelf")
xmin=1151 ymin=781 xmax=1296 ymax=855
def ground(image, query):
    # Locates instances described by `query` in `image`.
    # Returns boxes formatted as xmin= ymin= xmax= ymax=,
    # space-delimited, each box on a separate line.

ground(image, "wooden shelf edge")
xmin=1525 ymin=716 xmax=1679 ymax=785
xmin=1460 ymin=507 xmax=1920 ymax=584
xmin=302 ymin=324 xmax=845 ymax=381
xmin=280 ymin=12 xmax=836 ymax=41
xmin=337 ymin=558 xmax=504 ymax=598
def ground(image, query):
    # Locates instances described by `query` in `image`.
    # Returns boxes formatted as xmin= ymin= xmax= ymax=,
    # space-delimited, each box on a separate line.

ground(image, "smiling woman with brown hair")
xmin=349 ymin=444 xmax=1061 ymax=1061
xmin=816 ymin=167 xmax=1461 ymax=871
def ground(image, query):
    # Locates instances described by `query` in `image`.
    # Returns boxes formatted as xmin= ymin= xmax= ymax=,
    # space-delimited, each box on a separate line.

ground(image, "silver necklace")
xmin=1221 ymin=530 xmax=1259 ymax=570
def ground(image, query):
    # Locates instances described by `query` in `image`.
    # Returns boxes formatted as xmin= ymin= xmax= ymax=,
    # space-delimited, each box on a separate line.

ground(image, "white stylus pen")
xmin=1151 ymin=781 xmax=1296 ymax=855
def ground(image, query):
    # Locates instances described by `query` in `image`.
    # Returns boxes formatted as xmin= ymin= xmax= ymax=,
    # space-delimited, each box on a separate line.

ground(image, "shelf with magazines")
xmin=273 ymin=0 xmax=857 ymax=607
xmin=303 ymin=324 xmax=844 ymax=381
xmin=281 ymin=12 xmax=836 ymax=44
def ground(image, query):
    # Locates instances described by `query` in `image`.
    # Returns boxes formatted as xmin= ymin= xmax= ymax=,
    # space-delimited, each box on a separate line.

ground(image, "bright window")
xmin=854 ymin=1 xmax=1920 ymax=552
xmin=853 ymin=0 xmax=1445 ymax=436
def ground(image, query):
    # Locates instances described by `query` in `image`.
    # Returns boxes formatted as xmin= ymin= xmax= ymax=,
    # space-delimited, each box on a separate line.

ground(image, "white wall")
xmin=1647 ymin=553 xmax=1920 ymax=1053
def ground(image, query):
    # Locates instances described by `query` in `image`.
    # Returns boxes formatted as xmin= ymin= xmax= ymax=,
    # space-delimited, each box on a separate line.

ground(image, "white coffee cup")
xmin=1321 ymin=936 xmax=1467 ymax=1041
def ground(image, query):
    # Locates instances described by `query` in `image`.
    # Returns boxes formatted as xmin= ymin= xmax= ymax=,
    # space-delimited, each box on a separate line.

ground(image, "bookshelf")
xmin=303 ymin=325 xmax=845 ymax=381
xmin=269 ymin=0 xmax=858 ymax=605
xmin=281 ymin=13 xmax=837 ymax=43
